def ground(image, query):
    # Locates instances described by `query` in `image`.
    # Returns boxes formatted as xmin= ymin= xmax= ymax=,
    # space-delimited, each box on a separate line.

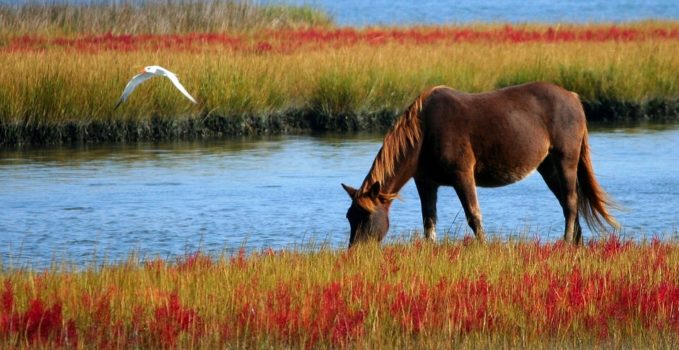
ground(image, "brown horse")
xmin=342 ymin=82 xmax=618 ymax=247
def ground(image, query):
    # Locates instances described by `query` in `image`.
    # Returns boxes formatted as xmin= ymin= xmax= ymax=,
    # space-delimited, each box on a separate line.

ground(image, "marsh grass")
xmin=2 ymin=41 xmax=679 ymax=118
xmin=0 ymin=0 xmax=333 ymax=36
xmin=1 ymin=237 xmax=678 ymax=348
xmin=1 ymin=24 xmax=679 ymax=144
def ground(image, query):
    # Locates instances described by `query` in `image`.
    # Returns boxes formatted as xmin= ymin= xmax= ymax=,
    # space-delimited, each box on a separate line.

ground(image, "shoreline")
xmin=2 ymin=99 xmax=679 ymax=146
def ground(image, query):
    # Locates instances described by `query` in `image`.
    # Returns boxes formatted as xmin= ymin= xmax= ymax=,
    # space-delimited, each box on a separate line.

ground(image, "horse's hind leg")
xmin=415 ymin=179 xmax=439 ymax=241
xmin=451 ymin=171 xmax=486 ymax=242
xmin=537 ymin=154 xmax=582 ymax=244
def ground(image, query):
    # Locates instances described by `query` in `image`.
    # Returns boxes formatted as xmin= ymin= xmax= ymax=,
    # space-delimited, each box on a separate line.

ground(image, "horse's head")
xmin=341 ymin=182 xmax=395 ymax=248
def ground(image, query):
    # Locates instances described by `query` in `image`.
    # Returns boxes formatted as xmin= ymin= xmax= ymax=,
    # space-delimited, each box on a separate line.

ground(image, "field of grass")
xmin=1 ymin=3 xmax=679 ymax=145
xmin=0 ymin=236 xmax=677 ymax=348
xmin=0 ymin=0 xmax=332 ymax=36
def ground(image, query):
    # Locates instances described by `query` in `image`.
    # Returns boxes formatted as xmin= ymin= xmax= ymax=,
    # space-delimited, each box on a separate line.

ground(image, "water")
xmin=1 ymin=124 xmax=679 ymax=268
xmin=275 ymin=0 xmax=679 ymax=26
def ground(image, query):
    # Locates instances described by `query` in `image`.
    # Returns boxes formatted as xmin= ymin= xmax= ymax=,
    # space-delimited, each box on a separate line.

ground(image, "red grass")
xmin=149 ymin=292 xmax=202 ymax=348
xmin=0 ymin=282 xmax=76 ymax=347
xmin=0 ymin=236 xmax=677 ymax=347
xmin=4 ymin=25 xmax=679 ymax=53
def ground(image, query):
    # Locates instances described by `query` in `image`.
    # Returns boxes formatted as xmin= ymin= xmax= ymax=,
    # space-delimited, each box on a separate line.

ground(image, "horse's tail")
xmin=577 ymin=128 xmax=620 ymax=234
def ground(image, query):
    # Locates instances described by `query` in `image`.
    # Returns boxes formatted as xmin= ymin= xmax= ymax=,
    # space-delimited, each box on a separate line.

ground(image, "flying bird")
xmin=114 ymin=65 xmax=197 ymax=110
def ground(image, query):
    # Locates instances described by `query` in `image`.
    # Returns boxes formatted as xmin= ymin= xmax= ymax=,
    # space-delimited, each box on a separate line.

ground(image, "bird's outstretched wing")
xmin=114 ymin=72 xmax=155 ymax=110
xmin=164 ymin=71 xmax=197 ymax=104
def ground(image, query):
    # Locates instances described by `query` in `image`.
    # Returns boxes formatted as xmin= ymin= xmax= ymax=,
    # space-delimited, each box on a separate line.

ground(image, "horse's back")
xmin=426 ymin=82 xmax=582 ymax=122
xmin=419 ymin=82 xmax=586 ymax=187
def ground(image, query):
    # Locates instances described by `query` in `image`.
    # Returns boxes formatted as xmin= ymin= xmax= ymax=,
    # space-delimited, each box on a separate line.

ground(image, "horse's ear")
xmin=341 ymin=183 xmax=358 ymax=198
xmin=368 ymin=182 xmax=381 ymax=200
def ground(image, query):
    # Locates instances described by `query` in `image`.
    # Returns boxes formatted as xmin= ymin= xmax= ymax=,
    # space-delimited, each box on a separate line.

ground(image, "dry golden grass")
xmin=1 ymin=40 xmax=678 ymax=125
xmin=1 ymin=21 xmax=679 ymax=145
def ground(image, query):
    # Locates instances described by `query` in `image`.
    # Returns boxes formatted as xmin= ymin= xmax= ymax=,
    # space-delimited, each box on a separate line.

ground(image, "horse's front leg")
xmin=452 ymin=171 xmax=486 ymax=242
xmin=415 ymin=179 xmax=439 ymax=241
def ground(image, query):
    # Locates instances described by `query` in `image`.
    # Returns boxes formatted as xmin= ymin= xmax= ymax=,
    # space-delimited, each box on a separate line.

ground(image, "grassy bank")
xmin=2 ymin=23 xmax=679 ymax=145
xmin=0 ymin=237 xmax=677 ymax=348
xmin=0 ymin=0 xmax=332 ymax=36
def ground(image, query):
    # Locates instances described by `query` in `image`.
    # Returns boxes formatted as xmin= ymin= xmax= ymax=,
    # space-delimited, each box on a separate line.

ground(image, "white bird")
xmin=114 ymin=65 xmax=197 ymax=110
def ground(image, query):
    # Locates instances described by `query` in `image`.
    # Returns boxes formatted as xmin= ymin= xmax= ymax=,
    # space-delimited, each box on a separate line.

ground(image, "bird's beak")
xmin=139 ymin=68 xmax=146 ymax=74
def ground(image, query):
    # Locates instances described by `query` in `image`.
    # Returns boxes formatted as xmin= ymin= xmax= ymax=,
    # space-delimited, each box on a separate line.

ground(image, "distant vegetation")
xmin=0 ymin=3 xmax=678 ymax=145
xmin=0 ymin=0 xmax=333 ymax=35
xmin=0 ymin=237 xmax=677 ymax=348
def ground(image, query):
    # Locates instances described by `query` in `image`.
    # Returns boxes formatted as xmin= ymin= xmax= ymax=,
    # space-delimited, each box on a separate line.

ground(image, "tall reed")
xmin=0 ymin=0 xmax=333 ymax=36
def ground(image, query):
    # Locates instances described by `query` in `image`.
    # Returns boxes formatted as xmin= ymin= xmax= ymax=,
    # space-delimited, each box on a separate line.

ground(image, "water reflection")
xmin=0 ymin=137 xmax=288 ymax=165
xmin=1 ymin=123 xmax=678 ymax=268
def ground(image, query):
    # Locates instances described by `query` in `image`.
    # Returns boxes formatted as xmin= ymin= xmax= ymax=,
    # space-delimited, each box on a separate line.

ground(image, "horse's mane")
xmin=356 ymin=86 xmax=443 ymax=210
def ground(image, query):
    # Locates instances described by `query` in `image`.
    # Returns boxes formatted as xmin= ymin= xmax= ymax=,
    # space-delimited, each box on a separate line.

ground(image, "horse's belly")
xmin=472 ymin=132 xmax=550 ymax=187
xmin=475 ymin=166 xmax=537 ymax=187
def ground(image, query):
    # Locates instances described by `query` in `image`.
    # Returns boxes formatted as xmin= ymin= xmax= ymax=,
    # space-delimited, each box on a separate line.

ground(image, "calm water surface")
xmin=275 ymin=0 xmax=679 ymax=26
xmin=1 ymin=124 xmax=679 ymax=268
